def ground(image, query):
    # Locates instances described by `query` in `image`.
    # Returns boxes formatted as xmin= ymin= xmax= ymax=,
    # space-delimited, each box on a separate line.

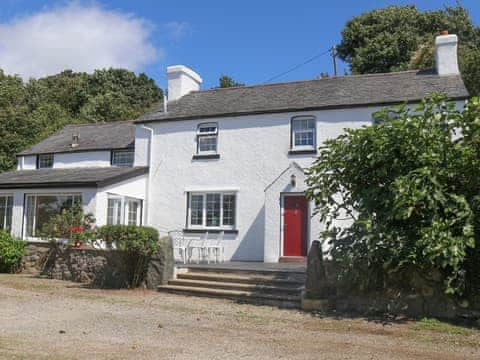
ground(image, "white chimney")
xmin=166 ymin=65 xmax=202 ymax=102
xmin=435 ymin=31 xmax=460 ymax=76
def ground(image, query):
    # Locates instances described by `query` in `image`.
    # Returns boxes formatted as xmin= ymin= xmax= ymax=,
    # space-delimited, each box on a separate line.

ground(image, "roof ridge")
xmin=63 ymin=120 xmax=135 ymax=128
xmin=188 ymin=69 xmax=426 ymax=95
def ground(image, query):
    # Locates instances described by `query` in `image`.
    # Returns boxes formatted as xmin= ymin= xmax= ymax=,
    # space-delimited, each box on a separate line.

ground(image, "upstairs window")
xmin=291 ymin=116 xmax=316 ymax=151
xmin=197 ymin=123 xmax=218 ymax=155
xmin=37 ymin=154 xmax=54 ymax=169
xmin=187 ymin=192 xmax=236 ymax=229
xmin=111 ymin=149 xmax=134 ymax=167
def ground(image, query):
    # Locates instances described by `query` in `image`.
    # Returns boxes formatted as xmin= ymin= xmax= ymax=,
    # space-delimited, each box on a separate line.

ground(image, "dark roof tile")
xmin=137 ymin=70 xmax=469 ymax=123
xmin=0 ymin=167 xmax=148 ymax=189
xmin=18 ymin=120 xmax=135 ymax=156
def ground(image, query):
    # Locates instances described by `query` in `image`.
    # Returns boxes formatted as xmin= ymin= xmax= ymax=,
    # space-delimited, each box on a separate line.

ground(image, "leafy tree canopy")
xmin=306 ymin=94 xmax=480 ymax=297
xmin=217 ymin=75 xmax=245 ymax=88
xmin=0 ymin=68 xmax=162 ymax=171
xmin=337 ymin=4 xmax=480 ymax=95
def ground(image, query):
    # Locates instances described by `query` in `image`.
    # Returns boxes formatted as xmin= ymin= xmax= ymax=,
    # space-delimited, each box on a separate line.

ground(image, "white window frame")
xmin=111 ymin=149 xmax=135 ymax=167
xmin=291 ymin=116 xmax=316 ymax=151
xmin=196 ymin=122 xmax=218 ymax=155
xmin=24 ymin=193 xmax=82 ymax=239
xmin=37 ymin=154 xmax=54 ymax=169
xmin=187 ymin=191 xmax=236 ymax=230
xmin=0 ymin=195 xmax=13 ymax=232
xmin=107 ymin=194 xmax=142 ymax=226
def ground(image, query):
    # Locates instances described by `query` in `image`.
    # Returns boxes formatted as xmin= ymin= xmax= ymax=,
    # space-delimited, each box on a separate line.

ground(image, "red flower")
xmin=69 ymin=226 xmax=84 ymax=233
xmin=74 ymin=241 xmax=83 ymax=248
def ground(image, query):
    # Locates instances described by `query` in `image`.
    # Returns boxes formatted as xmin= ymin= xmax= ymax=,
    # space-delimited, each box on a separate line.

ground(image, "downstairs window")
xmin=187 ymin=192 xmax=236 ymax=229
xmin=25 ymin=194 xmax=82 ymax=238
xmin=107 ymin=195 xmax=142 ymax=226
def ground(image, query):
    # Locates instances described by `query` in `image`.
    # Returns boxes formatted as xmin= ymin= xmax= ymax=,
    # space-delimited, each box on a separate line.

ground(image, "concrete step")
xmin=169 ymin=278 xmax=303 ymax=295
xmin=177 ymin=271 xmax=305 ymax=288
xmin=184 ymin=267 xmax=306 ymax=282
xmin=158 ymin=284 xmax=301 ymax=308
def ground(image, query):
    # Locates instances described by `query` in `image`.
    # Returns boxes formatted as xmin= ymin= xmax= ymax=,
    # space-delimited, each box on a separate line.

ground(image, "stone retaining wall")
xmin=22 ymin=236 xmax=173 ymax=289
xmin=303 ymin=240 xmax=480 ymax=320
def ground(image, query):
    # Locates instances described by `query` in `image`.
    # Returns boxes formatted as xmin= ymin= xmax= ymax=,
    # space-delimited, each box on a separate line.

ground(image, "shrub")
xmin=0 ymin=230 xmax=25 ymax=273
xmin=40 ymin=203 xmax=96 ymax=247
xmin=306 ymin=94 xmax=480 ymax=297
xmin=97 ymin=225 xmax=159 ymax=287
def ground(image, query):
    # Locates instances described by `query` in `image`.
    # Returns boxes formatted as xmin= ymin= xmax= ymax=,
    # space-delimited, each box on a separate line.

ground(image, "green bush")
xmin=306 ymin=94 xmax=480 ymax=297
xmin=0 ymin=230 xmax=25 ymax=273
xmin=97 ymin=225 xmax=159 ymax=287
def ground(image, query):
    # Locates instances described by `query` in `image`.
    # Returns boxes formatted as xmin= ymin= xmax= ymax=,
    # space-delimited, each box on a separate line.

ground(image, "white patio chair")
xmin=169 ymin=230 xmax=188 ymax=264
xmin=187 ymin=233 xmax=208 ymax=263
xmin=206 ymin=231 xmax=225 ymax=263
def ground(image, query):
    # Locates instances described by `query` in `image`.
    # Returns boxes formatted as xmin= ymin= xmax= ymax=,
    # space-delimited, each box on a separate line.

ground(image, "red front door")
xmin=283 ymin=195 xmax=308 ymax=257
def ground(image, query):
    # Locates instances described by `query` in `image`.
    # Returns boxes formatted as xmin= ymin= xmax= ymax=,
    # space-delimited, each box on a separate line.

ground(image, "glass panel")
xmin=0 ymin=197 xmax=6 ymax=229
xmin=112 ymin=150 xmax=134 ymax=167
xmin=38 ymin=154 xmax=54 ymax=169
xmin=198 ymin=135 xmax=217 ymax=153
xmin=190 ymin=194 xmax=203 ymax=226
xmin=5 ymin=196 xmax=13 ymax=231
xmin=222 ymin=194 xmax=236 ymax=226
xmin=128 ymin=200 xmax=139 ymax=225
xmin=107 ymin=198 xmax=122 ymax=225
xmin=198 ymin=123 xmax=217 ymax=134
xmin=294 ymin=131 xmax=314 ymax=146
xmin=206 ymin=194 xmax=221 ymax=227
xmin=25 ymin=195 xmax=82 ymax=237
xmin=26 ymin=196 xmax=35 ymax=237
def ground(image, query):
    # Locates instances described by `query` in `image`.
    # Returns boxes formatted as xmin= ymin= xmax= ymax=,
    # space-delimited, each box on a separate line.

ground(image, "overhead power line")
xmin=263 ymin=48 xmax=332 ymax=84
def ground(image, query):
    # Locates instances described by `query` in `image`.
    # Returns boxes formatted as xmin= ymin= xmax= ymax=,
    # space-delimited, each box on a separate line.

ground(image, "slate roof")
xmin=18 ymin=120 xmax=135 ymax=156
xmin=0 ymin=167 xmax=148 ymax=189
xmin=137 ymin=70 xmax=469 ymax=123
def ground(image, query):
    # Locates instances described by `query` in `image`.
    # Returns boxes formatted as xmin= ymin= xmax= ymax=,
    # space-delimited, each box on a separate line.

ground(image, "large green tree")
xmin=0 ymin=68 xmax=162 ymax=172
xmin=337 ymin=5 xmax=480 ymax=95
xmin=306 ymin=94 xmax=480 ymax=297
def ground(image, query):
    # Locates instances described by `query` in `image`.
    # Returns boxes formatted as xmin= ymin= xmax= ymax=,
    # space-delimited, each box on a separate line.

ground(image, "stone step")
xmin=177 ymin=271 xmax=305 ymax=288
xmin=157 ymin=284 xmax=301 ymax=308
xmin=169 ymin=279 xmax=303 ymax=295
xmin=279 ymin=256 xmax=307 ymax=264
xmin=183 ymin=267 xmax=306 ymax=282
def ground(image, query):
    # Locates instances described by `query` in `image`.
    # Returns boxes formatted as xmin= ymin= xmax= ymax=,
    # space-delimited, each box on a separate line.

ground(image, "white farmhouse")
xmin=0 ymin=33 xmax=469 ymax=262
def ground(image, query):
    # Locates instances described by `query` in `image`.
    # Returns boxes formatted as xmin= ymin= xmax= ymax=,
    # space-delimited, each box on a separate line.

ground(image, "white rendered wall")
xmin=145 ymin=107 xmax=377 ymax=261
xmin=17 ymin=151 xmax=111 ymax=169
xmin=53 ymin=151 xmax=111 ymax=168
xmin=96 ymin=175 xmax=147 ymax=227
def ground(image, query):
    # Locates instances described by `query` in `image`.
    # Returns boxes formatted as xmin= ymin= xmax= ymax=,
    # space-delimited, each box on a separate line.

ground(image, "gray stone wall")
xmin=304 ymin=240 xmax=480 ymax=320
xmin=22 ymin=236 xmax=174 ymax=289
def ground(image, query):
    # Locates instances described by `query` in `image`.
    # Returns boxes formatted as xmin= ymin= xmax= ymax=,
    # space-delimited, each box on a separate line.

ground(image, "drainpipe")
xmin=140 ymin=124 xmax=154 ymax=225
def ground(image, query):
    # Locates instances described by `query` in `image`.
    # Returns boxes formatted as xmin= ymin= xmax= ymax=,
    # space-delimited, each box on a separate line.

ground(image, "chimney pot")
xmin=166 ymin=65 xmax=202 ymax=102
xmin=435 ymin=33 xmax=460 ymax=76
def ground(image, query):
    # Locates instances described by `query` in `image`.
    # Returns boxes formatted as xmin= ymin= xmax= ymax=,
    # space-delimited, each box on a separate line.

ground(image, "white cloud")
xmin=0 ymin=2 xmax=160 ymax=79
xmin=165 ymin=21 xmax=189 ymax=41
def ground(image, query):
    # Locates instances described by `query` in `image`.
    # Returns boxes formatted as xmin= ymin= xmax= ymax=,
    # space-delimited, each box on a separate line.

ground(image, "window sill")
xmin=183 ymin=228 xmax=238 ymax=234
xmin=192 ymin=154 xmax=220 ymax=160
xmin=288 ymin=149 xmax=317 ymax=155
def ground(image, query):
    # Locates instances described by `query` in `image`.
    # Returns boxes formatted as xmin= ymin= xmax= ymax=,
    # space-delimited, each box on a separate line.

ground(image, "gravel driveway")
xmin=0 ymin=274 xmax=478 ymax=359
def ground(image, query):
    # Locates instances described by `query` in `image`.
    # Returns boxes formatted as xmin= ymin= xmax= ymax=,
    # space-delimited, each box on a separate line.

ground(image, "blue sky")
xmin=0 ymin=0 xmax=478 ymax=89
